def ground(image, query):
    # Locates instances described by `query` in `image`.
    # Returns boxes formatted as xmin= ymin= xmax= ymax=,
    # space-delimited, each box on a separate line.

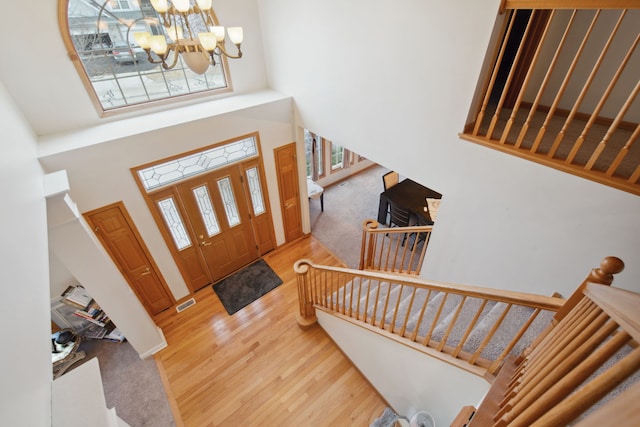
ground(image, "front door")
xmin=177 ymin=165 xmax=259 ymax=282
xmin=85 ymin=202 xmax=174 ymax=316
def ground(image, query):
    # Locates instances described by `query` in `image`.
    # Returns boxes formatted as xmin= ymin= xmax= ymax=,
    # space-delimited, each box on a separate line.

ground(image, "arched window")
xmin=58 ymin=0 xmax=235 ymax=115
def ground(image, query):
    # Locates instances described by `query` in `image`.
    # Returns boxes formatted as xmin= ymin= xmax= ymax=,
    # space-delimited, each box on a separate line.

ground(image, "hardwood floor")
xmin=154 ymin=235 xmax=387 ymax=426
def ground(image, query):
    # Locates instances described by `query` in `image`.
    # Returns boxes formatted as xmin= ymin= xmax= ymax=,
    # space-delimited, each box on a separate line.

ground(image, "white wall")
xmin=0 ymin=83 xmax=51 ymax=425
xmin=257 ymin=0 xmax=640 ymax=297
xmin=39 ymin=93 xmax=295 ymax=301
xmin=318 ymin=311 xmax=489 ymax=425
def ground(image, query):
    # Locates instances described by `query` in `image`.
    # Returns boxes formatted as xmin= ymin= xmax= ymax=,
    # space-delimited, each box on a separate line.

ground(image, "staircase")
xmin=297 ymin=220 xmax=640 ymax=425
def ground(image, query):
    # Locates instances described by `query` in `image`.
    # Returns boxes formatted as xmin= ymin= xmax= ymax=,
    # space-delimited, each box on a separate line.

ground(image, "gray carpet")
xmin=213 ymin=259 xmax=283 ymax=315
xmin=310 ymin=165 xmax=388 ymax=268
xmin=70 ymin=338 xmax=175 ymax=427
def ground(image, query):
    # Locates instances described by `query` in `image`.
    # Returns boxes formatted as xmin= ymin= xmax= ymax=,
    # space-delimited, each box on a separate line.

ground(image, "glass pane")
xmin=67 ymin=0 xmax=229 ymax=112
xmin=217 ymin=177 xmax=241 ymax=227
xmin=137 ymin=136 xmax=258 ymax=191
xmin=157 ymin=197 xmax=191 ymax=250
xmin=193 ymin=185 xmax=221 ymax=236
xmin=246 ymin=167 xmax=266 ymax=215
xmin=331 ymin=144 xmax=344 ymax=169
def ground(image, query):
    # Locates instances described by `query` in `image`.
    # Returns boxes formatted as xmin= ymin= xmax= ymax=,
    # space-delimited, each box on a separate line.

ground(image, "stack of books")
xmin=60 ymin=285 xmax=123 ymax=342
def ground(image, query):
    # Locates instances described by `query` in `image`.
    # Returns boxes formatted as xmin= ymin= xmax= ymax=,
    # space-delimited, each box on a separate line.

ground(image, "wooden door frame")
xmin=130 ymin=132 xmax=277 ymax=295
xmin=83 ymin=201 xmax=175 ymax=317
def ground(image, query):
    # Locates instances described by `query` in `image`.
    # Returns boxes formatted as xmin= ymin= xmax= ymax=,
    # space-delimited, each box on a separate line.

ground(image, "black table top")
xmin=379 ymin=179 xmax=442 ymax=224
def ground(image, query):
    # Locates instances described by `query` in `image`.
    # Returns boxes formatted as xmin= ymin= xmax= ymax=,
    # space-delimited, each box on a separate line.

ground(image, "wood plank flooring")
xmin=154 ymin=235 xmax=387 ymax=426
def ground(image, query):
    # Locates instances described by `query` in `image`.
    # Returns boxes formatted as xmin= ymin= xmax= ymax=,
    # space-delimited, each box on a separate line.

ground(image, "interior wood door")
xmin=84 ymin=202 xmax=174 ymax=316
xmin=151 ymin=186 xmax=213 ymax=292
xmin=240 ymin=159 xmax=276 ymax=255
xmin=275 ymin=143 xmax=302 ymax=242
xmin=177 ymin=165 xmax=259 ymax=281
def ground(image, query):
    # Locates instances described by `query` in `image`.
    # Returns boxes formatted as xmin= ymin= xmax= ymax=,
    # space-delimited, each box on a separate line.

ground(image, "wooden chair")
xmin=382 ymin=171 xmax=399 ymax=191
xmin=389 ymin=201 xmax=413 ymax=245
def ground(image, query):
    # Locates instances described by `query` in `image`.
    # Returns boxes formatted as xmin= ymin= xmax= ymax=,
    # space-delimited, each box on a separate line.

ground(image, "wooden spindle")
xmin=410 ymin=289 xmax=432 ymax=342
xmin=521 ymin=10 xmax=577 ymax=150
xmin=473 ymin=9 xmax=517 ymax=136
xmin=488 ymin=308 xmax=541 ymax=374
xmin=470 ymin=303 xmax=512 ymax=365
xmin=452 ymin=299 xmax=489 ymax=358
xmin=532 ymin=10 xmax=601 ymax=152
xmin=488 ymin=10 xmax=537 ymax=140
xmin=606 ymin=123 xmax=640 ymax=176
xmin=423 ymin=292 xmax=450 ymax=345
xmin=502 ymin=10 xmax=554 ymax=146
xmin=585 ymin=78 xmax=640 ymax=170
xmin=550 ymin=9 xmax=627 ymax=159
xmin=438 ymin=295 xmax=467 ymax=351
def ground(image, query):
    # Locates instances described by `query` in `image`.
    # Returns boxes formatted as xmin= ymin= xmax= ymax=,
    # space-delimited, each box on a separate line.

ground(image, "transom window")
xmin=136 ymin=136 xmax=258 ymax=191
xmin=61 ymin=0 xmax=231 ymax=114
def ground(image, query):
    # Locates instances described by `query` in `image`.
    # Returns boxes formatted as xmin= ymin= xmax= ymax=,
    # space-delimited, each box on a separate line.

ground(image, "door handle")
xmin=201 ymin=240 xmax=212 ymax=246
xmin=285 ymin=203 xmax=293 ymax=209
xmin=140 ymin=268 xmax=151 ymax=276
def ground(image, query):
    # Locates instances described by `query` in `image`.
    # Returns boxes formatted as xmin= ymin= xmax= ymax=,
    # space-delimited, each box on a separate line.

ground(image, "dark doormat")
xmin=213 ymin=259 xmax=284 ymax=315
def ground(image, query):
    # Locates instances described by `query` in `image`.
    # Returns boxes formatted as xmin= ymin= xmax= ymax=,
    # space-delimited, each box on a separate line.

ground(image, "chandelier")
xmin=133 ymin=0 xmax=243 ymax=74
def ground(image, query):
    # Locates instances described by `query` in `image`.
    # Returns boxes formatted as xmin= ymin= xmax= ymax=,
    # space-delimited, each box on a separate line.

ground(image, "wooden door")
xmin=177 ymin=165 xmax=259 ymax=281
xmin=275 ymin=143 xmax=302 ymax=242
xmin=240 ymin=159 xmax=276 ymax=255
xmin=84 ymin=202 xmax=174 ymax=316
xmin=151 ymin=186 xmax=213 ymax=292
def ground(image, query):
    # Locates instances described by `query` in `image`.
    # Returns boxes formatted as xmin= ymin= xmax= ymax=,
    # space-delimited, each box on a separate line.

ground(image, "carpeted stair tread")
xmin=430 ymin=297 xmax=497 ymax=348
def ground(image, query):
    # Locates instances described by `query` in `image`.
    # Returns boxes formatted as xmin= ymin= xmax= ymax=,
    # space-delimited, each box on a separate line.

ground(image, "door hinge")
xmin=239 ymin=175 xmax=244 ymax=183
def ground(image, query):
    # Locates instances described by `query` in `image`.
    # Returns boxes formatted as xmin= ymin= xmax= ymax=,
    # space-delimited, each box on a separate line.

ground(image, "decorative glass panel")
xmin=137 ymin=137 xmax=258 ymax=191
xmin=193 ymin=185 xmax=220 ymax=236
xmin=157 ymin=197 xmax=191 ymax=250
xmin=66 ymin=0 xmax=229 ymax=112
xmin=245 ymin=167 xmax=266 ymax=215
xmin=217 ymin=177 xmax=241 ymax=227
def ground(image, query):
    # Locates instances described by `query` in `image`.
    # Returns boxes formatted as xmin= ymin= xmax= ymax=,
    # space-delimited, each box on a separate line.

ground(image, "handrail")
xmin=359 ymin=219 xmax=431 ymax=275
xmin=295 ymin=258 xmax=566 ymax=377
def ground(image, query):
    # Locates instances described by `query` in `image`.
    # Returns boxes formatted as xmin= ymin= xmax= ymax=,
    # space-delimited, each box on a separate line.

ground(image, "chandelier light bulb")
xmin=150 ymin=0 xmax=169 ymax=13
xmin=133 ymin=31 xmax=152 ymax=49
xmin=149 ymin=35 xmax=169 ymax=55
xmin=172 ymin=0 xmax=191 ymax=13
xmin=210 ymin=26 xmax=226 ymax=42
xmin=198 ymin=32 xmax=218 ymax=52
xmin=227 ymin=27 xmax=243 ymax=45
xmin=196 ymin=0 xmax=212 ymax=10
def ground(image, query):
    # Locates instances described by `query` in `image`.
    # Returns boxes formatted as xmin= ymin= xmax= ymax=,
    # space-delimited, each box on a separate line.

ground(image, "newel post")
xmin=554 ymin=256 xmax=625 ymax=323
xmin=359 ymin=219 xmax=379 ymax=270
xmin=294 ymin=259 xmax=317 ymax=329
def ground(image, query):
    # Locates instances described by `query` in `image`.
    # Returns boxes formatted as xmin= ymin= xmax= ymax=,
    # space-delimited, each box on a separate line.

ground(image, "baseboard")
xmin=138 ymin=326 xmax=168 ymax=359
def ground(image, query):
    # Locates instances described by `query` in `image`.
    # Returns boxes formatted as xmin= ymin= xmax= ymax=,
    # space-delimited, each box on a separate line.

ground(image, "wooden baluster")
xmin=452 ymin=299 xmax=489 ymax=358
xmin=502 ymin=10 xmax=554 ymax=146
xmin=584 ymin=78 xmax=640 ymax=170
xmin=496 ymin=311 xmax=612 ymax=421
xmin=469 ymin=303 xmax=513 ymax=365
xmin=390 ymin=284 xmax=406 ymax=333
xmin=410 ymin=289 xmax=433 ymax=342
xmin=520 ymin=10 xmax=577 ymax=150
xmin=399 ymin=287 xmax=418 ymax=336
xmin=488 ymin=308 xmax=541 ymax=374
xmin=531 ymin=10 xmax=602 ymax=153
xmin=488 ymin=10 xmax=537 ymax=140
xmin=423 ymin=292 xmax=450 ymax=346
xmin=561 ymin=13 xmax=638 ymax=161
xmin=498 ymin=330 xmax=633 ymax=427
xmin=472 ymin=9 xmax=516 ymax=136
xmin=547 ymin=10 xmax=628 ymax=159
xmin=606 ymin=123 xmax=640 ymax=176
xmin=629 ymin=162 xmax=640 ymax=184
xmin=437 ymin=295 xmax=467 ymax=352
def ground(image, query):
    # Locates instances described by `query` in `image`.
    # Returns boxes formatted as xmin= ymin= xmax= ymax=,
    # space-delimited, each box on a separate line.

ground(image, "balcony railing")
xmin=461 ymin=2 xmax=640 ymax=196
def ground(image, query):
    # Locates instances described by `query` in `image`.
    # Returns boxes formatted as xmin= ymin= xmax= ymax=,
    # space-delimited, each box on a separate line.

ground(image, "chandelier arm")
xmin=162 ymin=45 xmax=182 ymax=69
xmin=216 ymin=44 xmax=243 ymax=59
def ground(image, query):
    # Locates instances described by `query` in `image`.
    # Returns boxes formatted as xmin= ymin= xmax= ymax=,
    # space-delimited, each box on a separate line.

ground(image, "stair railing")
xmin=295 ymin=259 xmax=566 ymax=378
xmin=457 ymin=256 xmax=638 ymax=427
xmin=359 ymin=219 xmax=432 ymax=275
